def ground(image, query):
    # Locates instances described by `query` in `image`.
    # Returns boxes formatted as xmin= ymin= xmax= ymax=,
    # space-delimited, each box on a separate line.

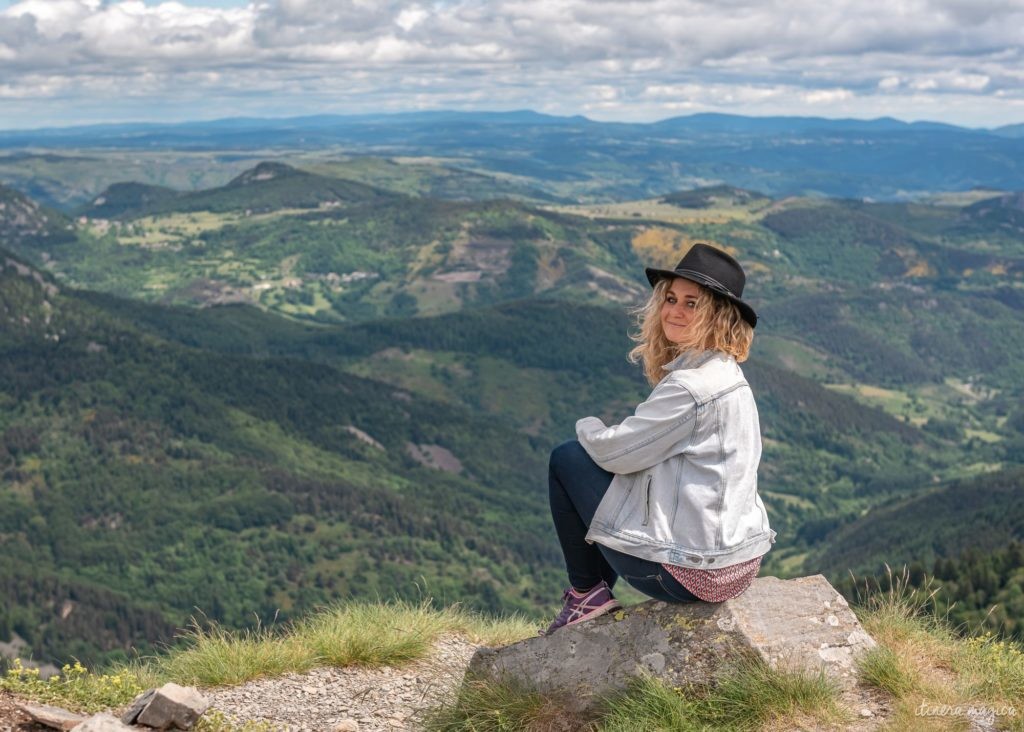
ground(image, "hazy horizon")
xmin=1 ymin=107 xmax=1020 ymax=135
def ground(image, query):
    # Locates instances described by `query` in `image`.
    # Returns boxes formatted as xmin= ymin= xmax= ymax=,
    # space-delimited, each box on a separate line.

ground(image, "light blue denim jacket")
xmin=577 ymin=350 xmax=775 ymax=569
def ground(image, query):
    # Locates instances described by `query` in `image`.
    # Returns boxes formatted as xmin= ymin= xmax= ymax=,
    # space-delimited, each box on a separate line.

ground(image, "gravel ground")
xmin=205 ymin=633 xmax=482 ymax=731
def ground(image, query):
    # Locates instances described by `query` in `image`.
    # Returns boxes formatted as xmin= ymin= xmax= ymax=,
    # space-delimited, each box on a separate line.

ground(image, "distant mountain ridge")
xmin=4 ymin=111 xmax=1024 ymax=201
xmin=0 ymin=110 xmax=1004 ymax=139
xmin=650 ymin=113 xmax=968 ymax=134
xmin=80 ymin=162 xmax=397 ymax=218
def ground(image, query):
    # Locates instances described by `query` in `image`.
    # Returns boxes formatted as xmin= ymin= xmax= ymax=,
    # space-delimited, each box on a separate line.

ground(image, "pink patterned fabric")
xmin=662 ymin=555 xmax=762 ymax=602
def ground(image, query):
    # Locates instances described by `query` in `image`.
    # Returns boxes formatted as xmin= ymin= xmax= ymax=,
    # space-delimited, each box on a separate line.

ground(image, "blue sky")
xmin=1 ymin=0 xmax=1022 ymax=130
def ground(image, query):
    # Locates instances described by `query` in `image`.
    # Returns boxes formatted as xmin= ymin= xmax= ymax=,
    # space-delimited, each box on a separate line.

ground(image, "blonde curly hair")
xmin=628 ymin=277 xmax=754 ymax=386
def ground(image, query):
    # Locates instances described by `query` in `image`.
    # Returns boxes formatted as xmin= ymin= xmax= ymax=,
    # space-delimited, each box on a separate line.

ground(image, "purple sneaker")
xmin=542 ymin=580 xmax=621 ymax=635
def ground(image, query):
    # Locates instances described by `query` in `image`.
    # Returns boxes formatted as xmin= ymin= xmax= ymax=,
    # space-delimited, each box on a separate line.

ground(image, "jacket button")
xmin=707 ymin=558 xmax=716 ymax=564
xmin=687 ymin=555 xmax=700 ymax=563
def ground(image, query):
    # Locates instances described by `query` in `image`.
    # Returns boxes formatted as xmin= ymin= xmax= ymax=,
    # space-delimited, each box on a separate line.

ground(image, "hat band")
xmin=675 ymin=268 xmax=739 ymax=298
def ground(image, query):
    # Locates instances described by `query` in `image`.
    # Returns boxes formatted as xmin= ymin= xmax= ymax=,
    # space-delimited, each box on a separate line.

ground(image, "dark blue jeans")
xmin=549 ymin=439 xmax=698 ymax=604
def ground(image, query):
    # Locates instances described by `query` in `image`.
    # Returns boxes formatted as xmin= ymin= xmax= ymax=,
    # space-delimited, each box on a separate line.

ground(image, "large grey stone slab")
xmin=468 ymin=574 xmax=875 ymax=713
xmin=18 ymin=702 xmax=86 ymax=730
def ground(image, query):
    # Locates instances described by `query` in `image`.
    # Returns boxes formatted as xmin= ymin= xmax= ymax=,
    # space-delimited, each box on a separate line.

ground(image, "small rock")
xmin=19 ymin=702 xmax=86 ymax=731
xmin=860 ymin=708 xmax=874 ymax=718
xmin=131 ymin=682 xmax=210 ymax=730
xmin=122 ymin=688 xmax=157 ymax=724
xmin=331 ymin=721 xmax=359 ymax=732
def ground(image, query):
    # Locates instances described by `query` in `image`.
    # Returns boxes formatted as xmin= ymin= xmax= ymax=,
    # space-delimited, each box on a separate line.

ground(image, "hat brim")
xmin=645 ymin=267 xmax=758 ymax=329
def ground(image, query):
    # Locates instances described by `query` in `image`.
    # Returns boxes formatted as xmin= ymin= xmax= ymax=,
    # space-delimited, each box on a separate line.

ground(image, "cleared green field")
xmin=547 ymin=198 xmax=769 ymax=225
xmin=112 ymin=208 xmax=323 ymax=245
xmin=754 ymin=335 xmax=833 ymax=380
xmin=826 ymin=382 xmax=941 ymax=423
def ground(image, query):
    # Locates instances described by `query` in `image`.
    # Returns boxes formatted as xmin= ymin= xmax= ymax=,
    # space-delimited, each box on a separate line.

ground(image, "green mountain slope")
xmin=19 ymin=186 xmax=644 ymax=319
xmin=83 ymin=287 xmax=995 ymax=568
xmin=0 ymin=251 xmax=567 ymax=666
xmin=79 ymin=162 xmax=398 ymax=218
xmin=822 ymin=467 xmax=1024 ymax=639
xmin=0 ymin=183 xmax=75 ymax=249
xmin=16 ymin=176 xmax=1019 ymax=335
xmin=82 ymin=182 xmax=182 ymax=219
xmin=0 ymin=152 xmax=258 ymax=211
xmin=3 ymin=244 xmax=1020 ymax=664
xmin=296 ymin=157 xmax=564 ymax=204
xmin=816 ymin=467 xmax=1024 ymax=578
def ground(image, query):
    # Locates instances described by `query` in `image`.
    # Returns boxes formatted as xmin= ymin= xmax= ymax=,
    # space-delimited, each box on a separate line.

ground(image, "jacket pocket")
xmin=641 ymin=474 xmax=653 ymax=526
xmin=604 ymin=473 xmax=638 ymax=527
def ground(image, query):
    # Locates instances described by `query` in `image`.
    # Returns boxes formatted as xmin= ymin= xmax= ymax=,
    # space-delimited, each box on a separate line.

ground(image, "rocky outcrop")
xmin=468 ymin=574 xmax=875 ymax=714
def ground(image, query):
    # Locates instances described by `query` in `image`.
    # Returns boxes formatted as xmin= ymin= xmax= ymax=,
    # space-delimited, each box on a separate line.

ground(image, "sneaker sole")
xmin=565 ymin=599 xmax=621 ymax=627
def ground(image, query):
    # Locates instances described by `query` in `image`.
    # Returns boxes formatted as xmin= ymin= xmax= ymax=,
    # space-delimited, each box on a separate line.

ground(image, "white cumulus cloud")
xmin=0 ymin=0 xmax=1021 ymax=127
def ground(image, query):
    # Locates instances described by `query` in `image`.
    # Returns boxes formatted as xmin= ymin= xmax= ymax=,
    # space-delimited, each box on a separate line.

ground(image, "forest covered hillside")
xmin=1 ymin=249 xmax=563 ymax=665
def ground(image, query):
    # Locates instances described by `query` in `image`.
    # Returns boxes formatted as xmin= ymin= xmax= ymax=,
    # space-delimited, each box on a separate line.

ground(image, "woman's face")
xmin=660 ymin=277 xmax=701 ymax=344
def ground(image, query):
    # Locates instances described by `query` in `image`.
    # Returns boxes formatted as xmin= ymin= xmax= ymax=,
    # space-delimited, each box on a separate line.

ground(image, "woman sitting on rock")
xmin=545 ymin=243 xmax=775 ymax=634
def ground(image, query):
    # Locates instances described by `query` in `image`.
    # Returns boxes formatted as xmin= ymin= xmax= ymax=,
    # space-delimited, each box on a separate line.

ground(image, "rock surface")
xmin=18 ymin=703 xmax=85 ymax=731
xmin=75 ymin=713 xmax=134 ymax=731
xmin=120 ymin=690 xmax=155 ymax=727
xmin=468 ymin=574 xmax=875 ymax=713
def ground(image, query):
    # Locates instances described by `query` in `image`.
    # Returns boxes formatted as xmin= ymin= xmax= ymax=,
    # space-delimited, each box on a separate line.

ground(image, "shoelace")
xmin=552 ymin=588 xmax=576 ymax=625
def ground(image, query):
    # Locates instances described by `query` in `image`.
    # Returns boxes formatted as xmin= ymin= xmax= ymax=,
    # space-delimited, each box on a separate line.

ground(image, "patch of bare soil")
xmin=0 ymin=691 xmax=49 ymax=732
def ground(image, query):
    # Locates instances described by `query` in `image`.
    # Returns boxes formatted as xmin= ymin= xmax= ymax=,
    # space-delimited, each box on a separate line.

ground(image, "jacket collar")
xmin=662 ymin=349 xmax=720 ymax=372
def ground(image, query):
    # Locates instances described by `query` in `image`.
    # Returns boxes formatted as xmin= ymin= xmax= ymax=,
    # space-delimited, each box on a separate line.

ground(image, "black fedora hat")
xmin=645 ymin=243 xmax=758 ymax=328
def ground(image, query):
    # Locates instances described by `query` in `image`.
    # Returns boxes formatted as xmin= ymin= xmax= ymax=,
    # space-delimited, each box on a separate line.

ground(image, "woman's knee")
xmin=549 ymin=439 xmax=588 ymax=475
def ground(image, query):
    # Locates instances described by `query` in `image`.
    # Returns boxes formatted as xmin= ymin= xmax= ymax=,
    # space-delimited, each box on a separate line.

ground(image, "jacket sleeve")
xmin=575 ymin=380 xmax=698 ymax=474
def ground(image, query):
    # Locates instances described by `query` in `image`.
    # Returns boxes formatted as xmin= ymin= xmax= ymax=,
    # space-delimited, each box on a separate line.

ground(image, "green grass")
xmin=854 ymin=566 xmax=1024 ymax=731
xmin=754 ymin=335 xmax=833 ymax=380
xmin=858 ymin=645 xmax=920 ymax=697
xmin=684 ymin=657 xmax=844 ymax=731
xmin=143 ymin=599 xmax=537 ymax=688
xmin=151 ymin=619 xmax=315 ymax=687
xmin=955 ymin=633 xmax=1024 ymax=713
xmin=0 ymin=659 xmax=146 ymax=713
xmin=293 ymin=601 xmax=510 ymax=668
xmin=194 ymin=710 xmax=279 ymax=731
xmin=422 ymin=674 xmax=571 ymax=731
